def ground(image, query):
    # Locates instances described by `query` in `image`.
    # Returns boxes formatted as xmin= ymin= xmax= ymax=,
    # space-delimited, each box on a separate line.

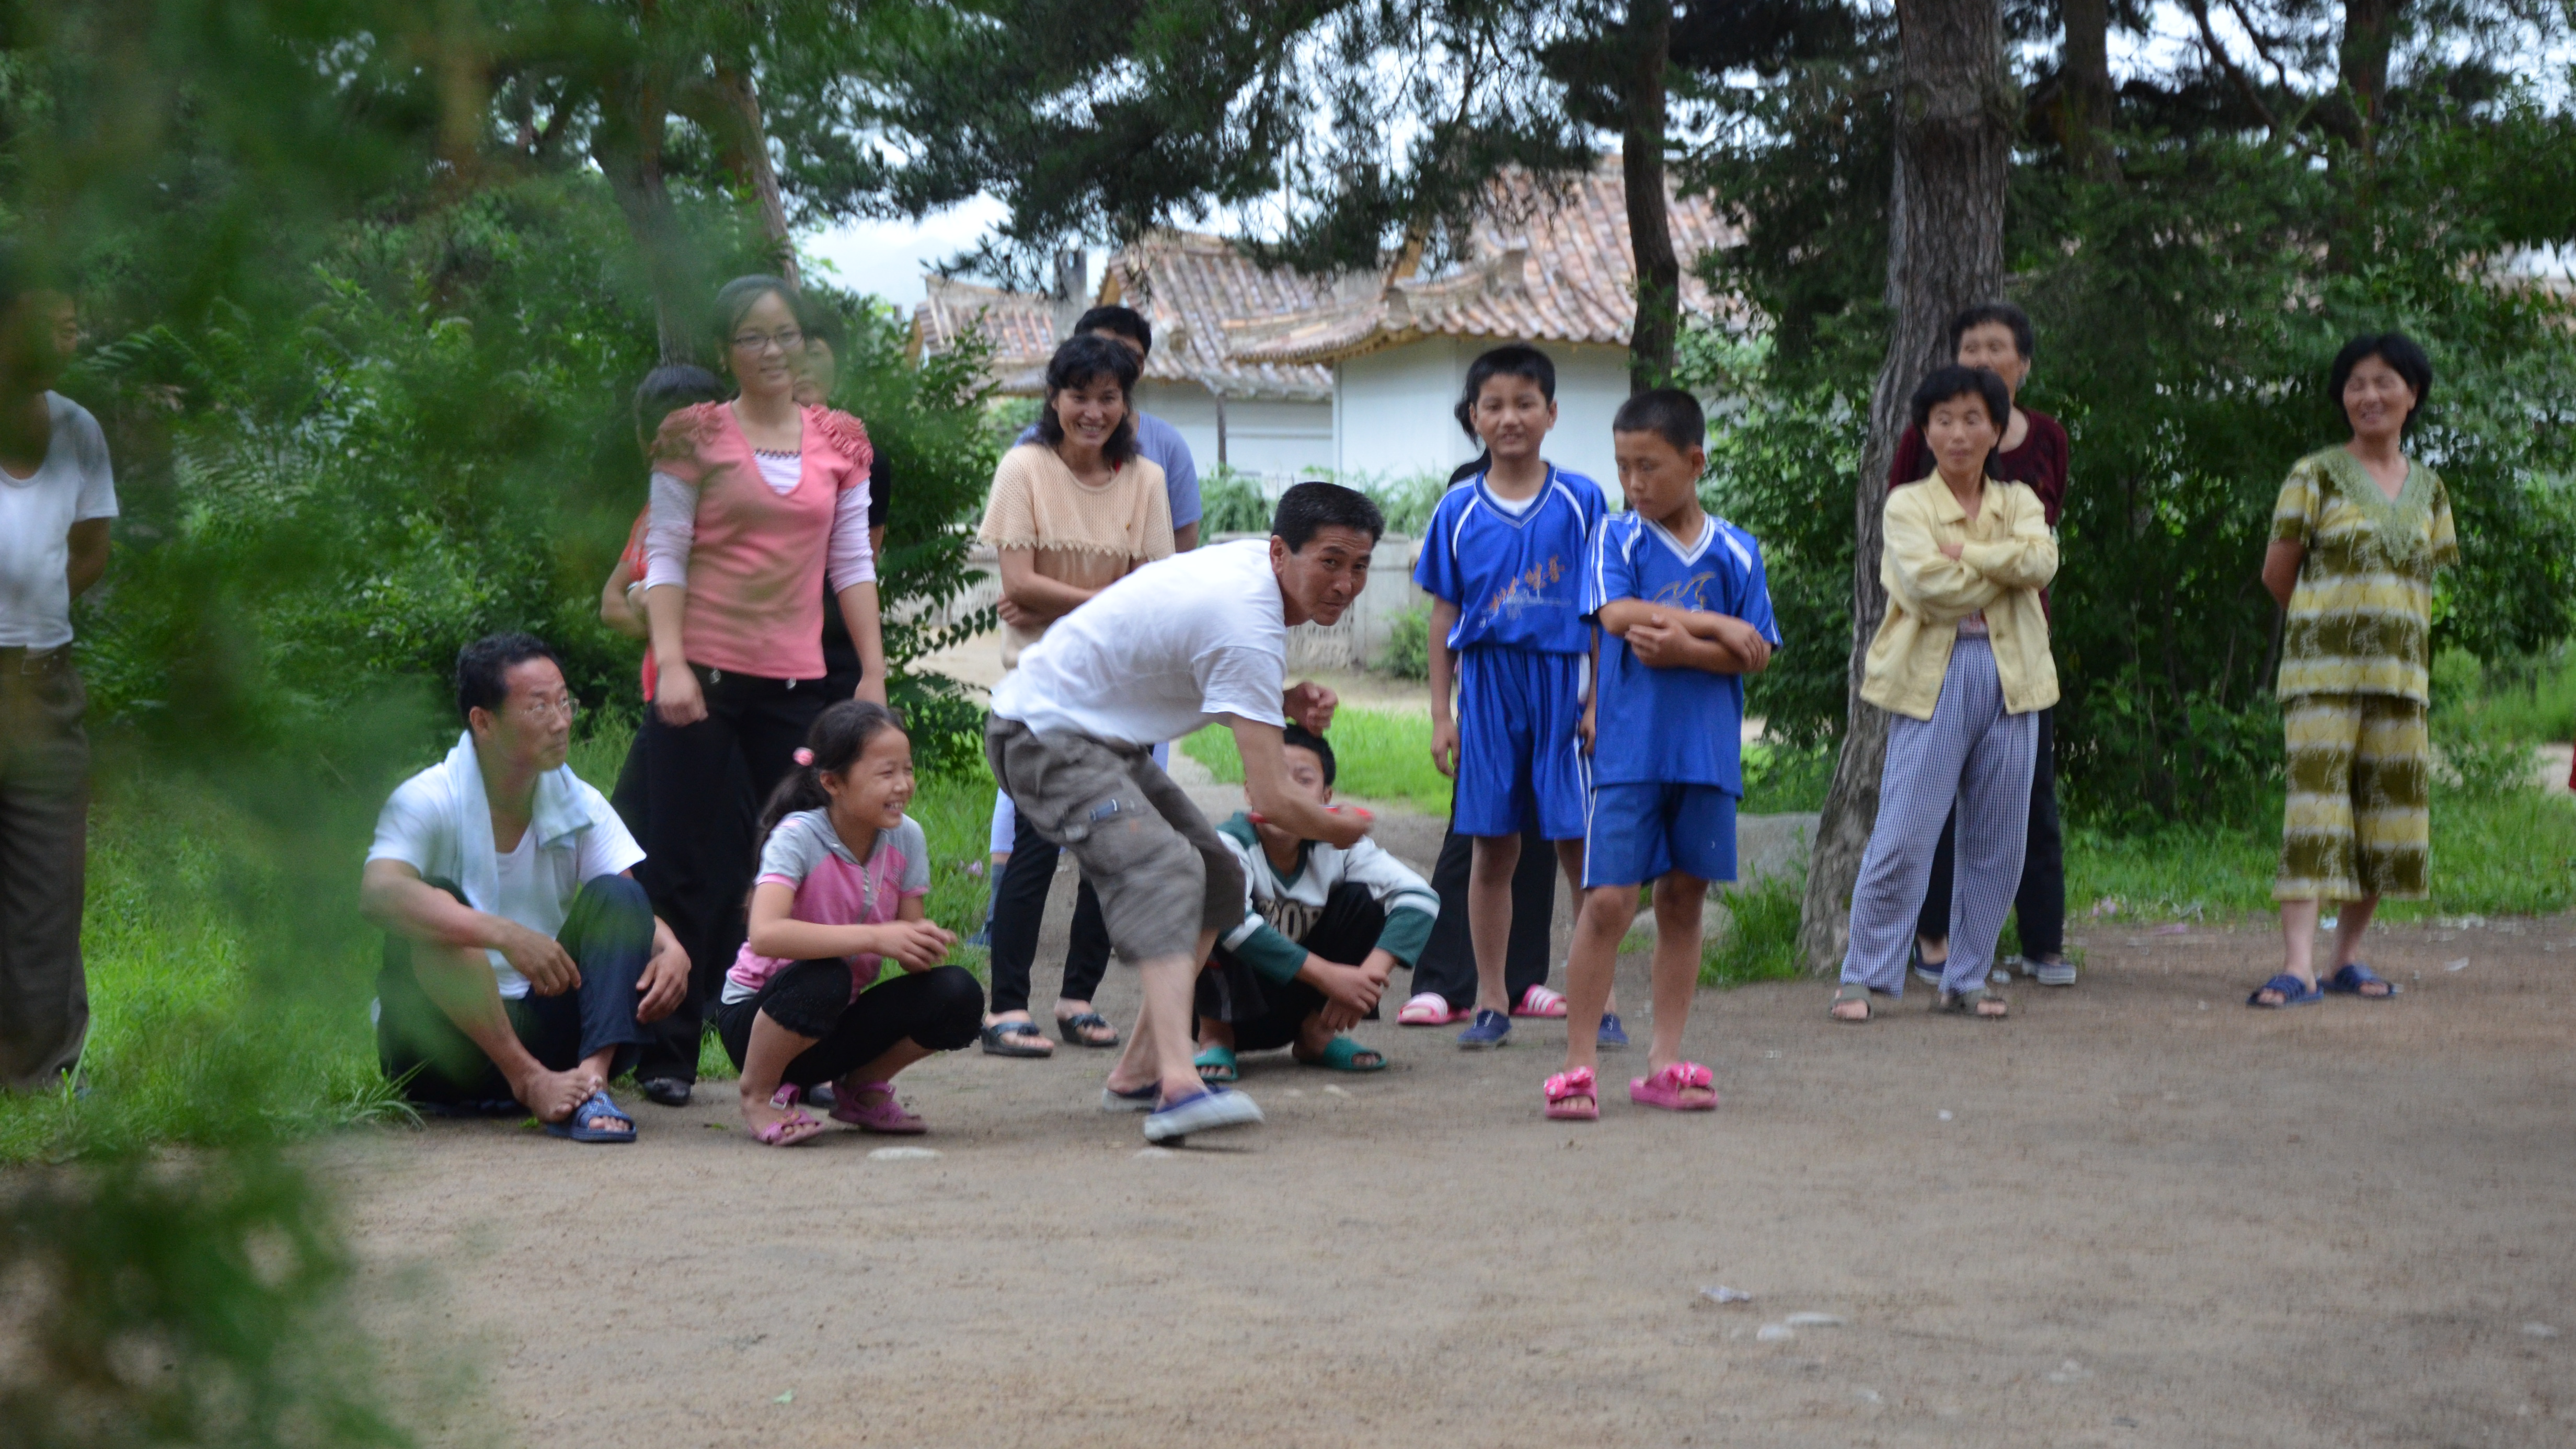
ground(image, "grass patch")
xmin=1700 ymin=872 xmax=1806 ymax=988
xmin=1183 ymin=707 xmax=1455 ymax=816
xmin=1740 ymin=741 xmax=1833 ymax=814
xmin=2064 ymin=786 xmax=2576 ymax=924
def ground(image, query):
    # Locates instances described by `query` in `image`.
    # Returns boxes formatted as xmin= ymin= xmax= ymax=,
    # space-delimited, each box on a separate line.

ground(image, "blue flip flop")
xmin=2324 ymin=962 xmax=2399 ymax=999
xmin=544 ymin=1089 xmax=636 ymax=1143
xmin=2246 ymin=972 xmax=2324 ymax=1009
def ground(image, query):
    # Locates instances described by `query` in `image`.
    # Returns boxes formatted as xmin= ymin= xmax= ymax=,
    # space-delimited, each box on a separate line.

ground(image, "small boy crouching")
xmin=1193 ymin=726 xmax=1439 ymax=1081
xmin=1549 ymin=389 xmax=1781 ymax=1120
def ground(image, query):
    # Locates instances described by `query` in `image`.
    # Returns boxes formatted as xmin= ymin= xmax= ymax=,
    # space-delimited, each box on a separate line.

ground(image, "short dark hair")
xmin=1272 ymin=481 xmax=1384 ymax=551
xmin=2328 ymin=331 xmax=2434 ymax=433
xmin=1613 ymin=388 xmax=1706 ymax=454
xmin=1948 ymin=302 xmax=2034 ymax=362
xmin=801 ymin=305 xmax=845 ymax=356
xmin=1280 ymin=723 xmax=1337 ymax=786
xmin=1074 ymin=304 xmax=1152 ymax=359
xmin=1453 ymin=344 xmax=1557 ymax=439
xmin=712 ymin=274 xmax=808 ymax=349
xmin=454 ymin=632 xmax=564 ymax=723
xmin=1035 ymin=333 xmax=1141 ymax=465
xmin=632 ymin=364 xmax=727 ymax=442
xmin=1907 ymin=364 xmax=2013 ymax=438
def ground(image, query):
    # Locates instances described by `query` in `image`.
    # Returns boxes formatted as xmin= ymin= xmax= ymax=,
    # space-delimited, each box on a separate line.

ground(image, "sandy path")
xmin=329 ymin=848 xmax=2576 ymax=1447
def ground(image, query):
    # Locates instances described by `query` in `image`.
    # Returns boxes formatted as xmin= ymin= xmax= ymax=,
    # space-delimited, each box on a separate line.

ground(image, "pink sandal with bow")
xmin=829 ymin=1080 xmax=926 ymax=1135
xmin=1628 ymin=1061 xmax=1718 ymax=1112
xmin=1544 ymin=1066 xmax=1599 ymax=1121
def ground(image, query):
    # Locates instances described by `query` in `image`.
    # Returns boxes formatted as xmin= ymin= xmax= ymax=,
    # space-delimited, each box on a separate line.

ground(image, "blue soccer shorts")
xmin=1453 ymin=648 xmax=1589 ymax=841
xmin=1582 ymin=782 xmax=1739 ymax=888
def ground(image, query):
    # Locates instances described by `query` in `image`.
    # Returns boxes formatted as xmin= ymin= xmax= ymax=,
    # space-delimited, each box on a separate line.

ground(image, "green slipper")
xmin=1193 ymin=1044 xmax=1238 ymax=1084
xmin=1294 ymin=1036 xmax=1386 ymax=1073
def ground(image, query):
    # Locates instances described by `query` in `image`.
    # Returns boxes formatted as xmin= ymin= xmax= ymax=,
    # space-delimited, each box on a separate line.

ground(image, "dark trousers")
xmin=717 ymin=961 xmax=984 ymax=1087
xmin=1915 ymin=705 xmax=2064 ymax=958
xmin=1196 ymin=883 xmax=1386 ymax=1053
xmin=1410 ymin=814 xmax=1557 ymax=1010
xmin=376 ymin=876 xmax=658 ymax=1106
xmin=635 ymin=667 xmax=828 ymax=1085
xmin=984 ymin=801 xmax=1113 ymax=1016
xmin=0 ymin=654 xmax=90 ymax=1091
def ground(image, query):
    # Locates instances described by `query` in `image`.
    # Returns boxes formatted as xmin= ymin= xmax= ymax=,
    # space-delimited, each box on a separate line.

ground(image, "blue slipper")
xmin=2323 ymin=962 xmax=2399 ymax=999
xmin=544 ymin=1089 xmax=636 ymax=1143
xmin=2246 ymin=973 xmax=2324 ymax=1009
xmin=1596 ymin=1012 xmax=1630 ymax=1051
xmin=1455 ymin=1008 xmax=1511 ymax=1050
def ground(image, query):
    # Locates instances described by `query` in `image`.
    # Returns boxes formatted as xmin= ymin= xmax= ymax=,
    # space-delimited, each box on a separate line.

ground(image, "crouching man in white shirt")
xmin=361 ymin=634 xmax=689 ymax=1141
xmin=985 ymin=482 xmax=1384 ymax=1143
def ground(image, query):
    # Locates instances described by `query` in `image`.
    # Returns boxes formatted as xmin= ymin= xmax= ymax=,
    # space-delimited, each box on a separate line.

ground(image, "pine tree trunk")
xmin=1620 ymin=0 xmax=1678 ymax=393
xmin=595 ymin=76 xmax=700 ymax=366
xmin=2328 ymin=0 xmax=2404 ymax=269
xmin=2054 ymin=0 xmax=2114 ymax=175
xmin=714 ymin=64 xmax=800 ymax=288
xmin=1797 ymin=0 xmax=2012 ymax=973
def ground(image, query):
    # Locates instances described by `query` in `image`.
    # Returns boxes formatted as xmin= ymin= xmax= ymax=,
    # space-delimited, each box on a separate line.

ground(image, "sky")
xmin=797 ymin=194 xmax=1013 ymax=310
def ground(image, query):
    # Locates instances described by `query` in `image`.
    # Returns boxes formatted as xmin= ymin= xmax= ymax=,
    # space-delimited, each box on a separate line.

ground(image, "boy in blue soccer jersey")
xmin=1543 ymin=389 xmax=1780 ymax=1120
xmin=1416 ymin=344 xmax=1615 ymax=1050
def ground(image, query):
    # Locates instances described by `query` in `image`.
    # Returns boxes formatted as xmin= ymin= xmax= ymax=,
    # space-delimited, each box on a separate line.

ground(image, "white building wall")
xmin=1332 ymin=338 xmax=1636 ymax=503
xmin=1134 ymin=380 xmax=1334 ymax=484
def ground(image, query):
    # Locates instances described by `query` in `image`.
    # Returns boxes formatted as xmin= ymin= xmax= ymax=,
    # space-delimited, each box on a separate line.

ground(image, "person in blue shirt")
xmin=1414 ymin=344 xmax=1614 ymax=1051
xmin=1545 ymin=389 xmax=1780 ymax=1121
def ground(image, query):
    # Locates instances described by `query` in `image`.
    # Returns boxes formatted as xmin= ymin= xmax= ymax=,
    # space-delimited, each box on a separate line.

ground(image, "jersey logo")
xmin=1482 ymin=555 xmax=1572 ymax=624
xmin=1262 ymin=898 xmax=1320 ymax=941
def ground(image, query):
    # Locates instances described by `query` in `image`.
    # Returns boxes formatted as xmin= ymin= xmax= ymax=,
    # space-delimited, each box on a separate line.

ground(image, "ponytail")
xmin=755 ymin=700 xmax=905 ymax=854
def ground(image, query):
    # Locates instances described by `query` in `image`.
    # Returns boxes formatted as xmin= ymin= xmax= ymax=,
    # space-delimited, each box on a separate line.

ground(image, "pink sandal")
xmin=1628 ymin=1061 xmax=1718 ymax=1112
xmin=1513 ymin=984 xmax=1569 ymax=1018
xmin=1544 ymin=1066 xmax=1599 ymax=1121
xmin=752 ymin=1087 xmax=827 ymax=1146
xmin=1397 ymin=992 xmax=1468 ymax=1026
xmin=829 ymin=1080 xmax=926 ymax=1134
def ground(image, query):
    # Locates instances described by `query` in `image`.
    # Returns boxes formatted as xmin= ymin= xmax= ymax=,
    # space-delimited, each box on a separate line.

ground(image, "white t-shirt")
xmin=0 ymin=393 xmax=119 ymax=649
xmin=990 ymin=538 xmax=1288 ymax=746
xmin=368 ymin=736 xmax=645 ymax=998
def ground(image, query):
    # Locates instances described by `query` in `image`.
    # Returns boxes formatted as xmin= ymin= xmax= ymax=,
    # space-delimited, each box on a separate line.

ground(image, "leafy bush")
xmin=1739 ymin=741 xmax=1834 ymax=814
xmin=1700 ymin=873 xmax=1805 ymax=987
xmin=1360 ymin=471 xmax=1448 ymax=535
xmin=1198 ymin=466 xmax=1274 ymax=534
xmin=1381 ymin=603 xmax=1432 ymax=681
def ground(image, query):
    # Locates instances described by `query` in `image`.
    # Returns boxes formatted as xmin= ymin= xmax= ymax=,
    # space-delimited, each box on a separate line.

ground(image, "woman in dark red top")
xmin=1884 ymin=303 xmax=2074 ymax=988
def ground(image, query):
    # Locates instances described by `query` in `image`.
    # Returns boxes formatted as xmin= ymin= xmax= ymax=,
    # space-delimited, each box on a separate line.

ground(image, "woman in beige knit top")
xmin=976 ymin=334 xmax=1175 ymax=1057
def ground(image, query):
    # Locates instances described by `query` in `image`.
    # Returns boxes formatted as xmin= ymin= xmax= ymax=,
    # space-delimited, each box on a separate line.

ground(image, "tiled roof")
xmin=906 ymin=276 xmax=1059 ymax=392
xmin=1227 ymin=158 xmax=1740 ymax=365
xmin=1098 ymin=233 xmax=1338 ymax=401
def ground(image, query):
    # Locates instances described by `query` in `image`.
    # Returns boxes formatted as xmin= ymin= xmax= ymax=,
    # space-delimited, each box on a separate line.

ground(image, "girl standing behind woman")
xmin=1831 ymin=366 xmax=2059 ymax=1023
xmin=2250 ymin=333 xmax=2455 ymax=1008
xmin=637 ymin=275 xmax=887 ymax=1091
xmin=722 ymin=702 xmax=979 ymax=1145
xmin=976 ymin=334 xmax=1175 ymax=1058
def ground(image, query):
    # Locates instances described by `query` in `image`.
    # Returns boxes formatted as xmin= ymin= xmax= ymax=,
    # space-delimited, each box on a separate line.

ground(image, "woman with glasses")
xmin=630 ymin=274 xmax=887 ymax=1103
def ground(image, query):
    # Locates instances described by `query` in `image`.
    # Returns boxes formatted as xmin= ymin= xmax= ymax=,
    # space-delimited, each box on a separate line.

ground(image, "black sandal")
xmin=980 ymin=1020 xmax=1052 ymax=1057
xmin=1056 ymin=1011 xmax=1121 ymax=1049
xmin=639 ymin=1077 xmax=693 ymax=1108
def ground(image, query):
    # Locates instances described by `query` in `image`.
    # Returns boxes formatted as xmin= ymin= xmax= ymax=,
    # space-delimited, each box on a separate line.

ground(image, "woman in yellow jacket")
xmin=1831 ymin=366 xmax=2058 ymax=1022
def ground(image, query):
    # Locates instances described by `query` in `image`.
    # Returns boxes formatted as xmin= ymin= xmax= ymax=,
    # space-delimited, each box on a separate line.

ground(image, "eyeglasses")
xmin=731 ymin=328 xmax=804 ymax=355
xmin=513 ymin=697 xmax=578 ymax=725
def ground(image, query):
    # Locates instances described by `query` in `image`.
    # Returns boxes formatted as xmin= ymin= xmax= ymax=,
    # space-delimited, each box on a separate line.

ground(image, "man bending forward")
xmin=986 ymin=481 xmax=1383 ymax=1143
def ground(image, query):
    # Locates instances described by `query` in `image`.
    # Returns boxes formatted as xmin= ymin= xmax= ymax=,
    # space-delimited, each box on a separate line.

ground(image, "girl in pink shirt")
xmin=717 ymin=701 xmax=981 ymax=1146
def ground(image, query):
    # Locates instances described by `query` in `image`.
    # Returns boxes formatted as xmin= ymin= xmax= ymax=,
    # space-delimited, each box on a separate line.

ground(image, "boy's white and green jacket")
xmin=1213 ymin=812 xmax=1440 ymax=983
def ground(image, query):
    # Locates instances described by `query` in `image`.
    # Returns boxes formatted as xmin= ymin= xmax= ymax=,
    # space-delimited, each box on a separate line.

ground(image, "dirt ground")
xmin=327 ymin=807 xmax=2576 ymax=1448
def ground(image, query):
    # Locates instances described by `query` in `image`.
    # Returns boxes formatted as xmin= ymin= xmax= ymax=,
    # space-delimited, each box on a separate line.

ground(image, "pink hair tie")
xmin=792 ymin=748 xmax=815 ymax=766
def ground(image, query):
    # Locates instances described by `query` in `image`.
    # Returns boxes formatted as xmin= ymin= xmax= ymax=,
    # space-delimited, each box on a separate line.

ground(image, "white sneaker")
xmin=2033 ymin=957 xmax=2078 ymax=987
xmin=1143 ymin=1087 xmax=1263 ymax=1143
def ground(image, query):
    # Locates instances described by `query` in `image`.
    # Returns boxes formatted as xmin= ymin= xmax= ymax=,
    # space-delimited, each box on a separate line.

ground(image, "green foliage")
xmin=1198 ymin=466 xmax=1273 ymax=535
xmin=1380 ymin=604 xmax=1432 ymax=681
xmin=1739 ymin=741 xmax=1834 ymax=814
xmin=0 ymin=1150 xmax=412 ymax=1449
xmin=1700 ymin=873 xmax=1805 ymax=988
xmin=2440 ymin=645 xmax=2576 ymax=745
xmin=1358 ymin=471 xmax=1448 ymax=536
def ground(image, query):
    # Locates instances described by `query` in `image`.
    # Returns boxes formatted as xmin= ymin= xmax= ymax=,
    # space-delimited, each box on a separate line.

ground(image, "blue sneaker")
xmin=1596 ymin=1013 xmax=1630 ymax=1051
xmin=1143 ymin=1086 xmax=1263 ymax=1142
xmin=1455 ymin=1008 xmax=1511 ymax=1050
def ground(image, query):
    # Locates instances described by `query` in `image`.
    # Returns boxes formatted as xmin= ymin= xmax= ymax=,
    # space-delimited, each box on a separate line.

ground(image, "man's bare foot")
xmin=514 ymin=1066 xmax=599 ymax=1124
